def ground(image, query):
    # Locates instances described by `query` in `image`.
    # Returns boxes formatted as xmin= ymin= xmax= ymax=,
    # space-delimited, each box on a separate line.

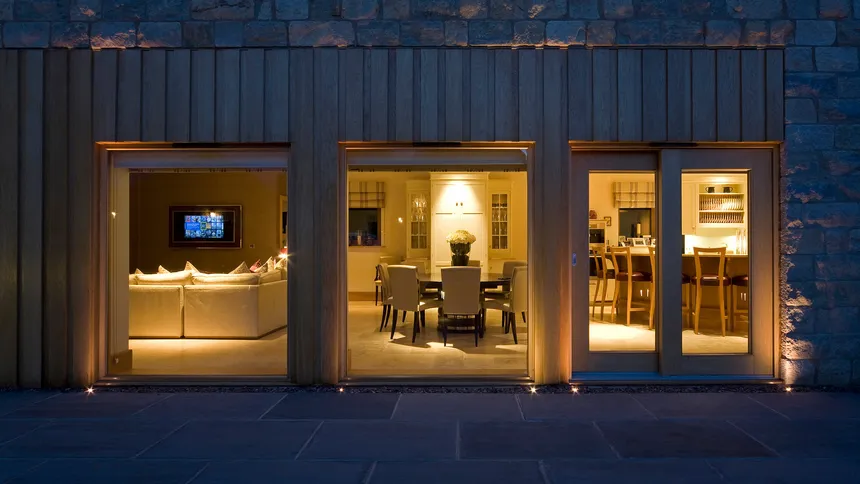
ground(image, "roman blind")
xmin=348 ymin=181 xmax=386 ymax=208
xmin=613 ymin=181 xmax=655 ymax=208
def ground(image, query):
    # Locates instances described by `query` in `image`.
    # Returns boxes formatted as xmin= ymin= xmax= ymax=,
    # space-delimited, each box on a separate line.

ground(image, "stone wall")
xmin=1 ymin=0 xmax=859 ymax=386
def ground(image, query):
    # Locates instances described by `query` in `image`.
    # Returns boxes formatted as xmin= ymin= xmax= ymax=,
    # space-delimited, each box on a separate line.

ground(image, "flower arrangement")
xmin=446 ymin=229 xmax=477 ymax=245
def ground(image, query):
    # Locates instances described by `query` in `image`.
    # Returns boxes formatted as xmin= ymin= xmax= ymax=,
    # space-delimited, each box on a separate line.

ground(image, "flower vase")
xmin=450 ymin=243 xmax=471 ymax=266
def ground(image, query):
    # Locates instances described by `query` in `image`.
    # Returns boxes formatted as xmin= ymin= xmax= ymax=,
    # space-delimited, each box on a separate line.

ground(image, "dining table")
xmin=417 ymin=272 xmax=510 ymax=291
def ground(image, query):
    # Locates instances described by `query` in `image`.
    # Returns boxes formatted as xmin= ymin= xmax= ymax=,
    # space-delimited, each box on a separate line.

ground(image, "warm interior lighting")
xmin=209 ymin=212 xmax=217 ymax=218
xmin=278 ymin=247 xmax=288 ymax=259
xmin=397 ymin=217 xmax=404 ymax=223
xmin=111 ymin=211 xmax=116 ymax=218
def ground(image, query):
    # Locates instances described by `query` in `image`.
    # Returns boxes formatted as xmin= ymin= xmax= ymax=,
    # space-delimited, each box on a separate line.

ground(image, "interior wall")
xmin=129 ymin=171 xmax=287 ymax=274
xmin=588 ymin=173 xmax=654 ymax=246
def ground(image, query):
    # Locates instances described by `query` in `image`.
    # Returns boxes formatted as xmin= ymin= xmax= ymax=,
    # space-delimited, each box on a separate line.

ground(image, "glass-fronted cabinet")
xmin=488 ymin=180 xmax=512 ymax=259
xmin=406 ymin=181 xmax=430 ymax=260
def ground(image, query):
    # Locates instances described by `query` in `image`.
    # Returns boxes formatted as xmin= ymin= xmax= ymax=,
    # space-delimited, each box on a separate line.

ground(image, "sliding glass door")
xmin=571 ymin=147 xmax=776 ymax=378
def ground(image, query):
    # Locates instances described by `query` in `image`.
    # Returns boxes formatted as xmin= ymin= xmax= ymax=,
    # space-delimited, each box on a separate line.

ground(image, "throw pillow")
xmin=229 ymin=262 xmax=251 ymax=274
xmin=249 ymin=259 xmax=262 ymax=272
xmin=253 ymin=260 xmax=269 ymax=274
xmin=185 ymin=261 xmax=201 ymax=274
xmin=265 ymin=256 xmax=275 ymax=272
xmin=275 ymin=257 xmax=287 ymax=271
xmin=158 ymin=265 xmax=170 ymax=274
xmin=134 ymin=269 xmax=144 ymax=275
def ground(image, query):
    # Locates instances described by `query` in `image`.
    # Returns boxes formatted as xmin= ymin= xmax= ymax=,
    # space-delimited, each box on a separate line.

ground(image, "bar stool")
xmin=681 ymin=272 xmax=693 ymax=328
xmin=591 ymin=246 xmax=615 ymax=320
xmin=609 ymin=246 xmax=653 ymax=327
xmin=691 ymin=247 xmax=732 ymax=336
xmin=731 ymin=274 xmax=749 ymax=331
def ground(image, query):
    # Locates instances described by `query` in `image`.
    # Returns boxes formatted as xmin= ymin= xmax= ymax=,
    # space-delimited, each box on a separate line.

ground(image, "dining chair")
xmin=467 ymin=260 xmax=482 ymax=267
xmin=590 ymin=247 xmax=614 ymax=320
xmin=377 ymin=263 xmax=394 ymax=332
xmin=483 ymin=266 xmax=527 ymax=344
xmin=485 ymin=260 xmax=527 ymax=300
xmin=609 ymin=246 xmax=652 ymax=327
xmin=404 ymin=259 xmax=438 ymax=298
xmin=692 ymin=247 xmax=732 ymax=336
xmin=440 ymin=266 xmax=483 ymax=347
xmin=374 ymin=265 xmax=382 ymax=306
xmin=388 ymin=265 xmax=442 ymax=343
xmin=731 ymin=273 xmax=749 ymax=332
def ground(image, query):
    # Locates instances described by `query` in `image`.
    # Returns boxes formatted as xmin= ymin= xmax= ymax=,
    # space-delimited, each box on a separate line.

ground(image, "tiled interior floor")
xmin=125 ymin=299 xmax=746 ymax=376
xmin=589 ymin=302 xmax=750 ymax=354
xmin=347 ymin=302 xmax=528 ymax=376
xmin=128 ymin=330 xmax=287 ymax=376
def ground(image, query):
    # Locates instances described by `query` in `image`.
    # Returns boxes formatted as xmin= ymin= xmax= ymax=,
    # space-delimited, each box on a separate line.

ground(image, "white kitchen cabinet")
xmin=682 ymin=182 xmax=696 ymax=235
xmin=430 ymin=174 xmax=488 ymax=273
xmin=406 ymin=181 xmax=430 ymax=260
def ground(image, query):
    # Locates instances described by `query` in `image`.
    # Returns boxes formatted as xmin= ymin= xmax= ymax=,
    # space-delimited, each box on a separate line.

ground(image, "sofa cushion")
xmin=258 ymin=270 xmax=281 ymax=285
xmin=230 ymin=262 xmax=251 ymax=274
xmin=137 ymin=270 xmax=193 ymax=285
xmin=275 ymin=256 xmax=287 ymax=271
xmin=192 ymin=273 xmax=260 ymax=285
xmin=265 ymin=256 xmax=276 ymax=272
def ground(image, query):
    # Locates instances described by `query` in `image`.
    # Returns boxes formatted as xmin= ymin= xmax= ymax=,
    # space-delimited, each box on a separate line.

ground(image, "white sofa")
xmin=128 ymin=270 xmax=287 ymax=339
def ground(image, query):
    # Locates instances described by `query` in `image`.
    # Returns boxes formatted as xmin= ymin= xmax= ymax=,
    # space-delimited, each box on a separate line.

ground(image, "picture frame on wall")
xmin=603 ymin=216 xmax=612 ymax=227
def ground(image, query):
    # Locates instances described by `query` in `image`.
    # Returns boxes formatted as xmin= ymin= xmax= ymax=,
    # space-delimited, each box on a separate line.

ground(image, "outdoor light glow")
xmin=85 ymin=387 xmax=94 ymax=394
xmin=785 ymin=386 xmax=793 ymax=393
xmin=571 ymin=386 xmax=580 ymax=394
xmin=338 ymin=387 xmax=344 ymax=393
xmin=529 ymin=386 xmax=537 ymax=394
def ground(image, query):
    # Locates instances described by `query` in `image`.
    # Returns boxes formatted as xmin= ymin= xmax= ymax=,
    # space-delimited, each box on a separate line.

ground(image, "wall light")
xmin=397 ymin=217 xmax=403 ymax=223
xmin=111 ymin=211 xmax=116 ymax=218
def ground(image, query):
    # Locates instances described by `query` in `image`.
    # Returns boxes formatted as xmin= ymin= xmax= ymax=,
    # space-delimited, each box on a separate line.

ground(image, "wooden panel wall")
xmin=0 ymin=47 xmax=784 ymax=387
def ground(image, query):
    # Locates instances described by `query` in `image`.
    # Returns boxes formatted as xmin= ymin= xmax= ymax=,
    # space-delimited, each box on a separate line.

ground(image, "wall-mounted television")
xmin=169 ymin=205 xmax=242 ymax=249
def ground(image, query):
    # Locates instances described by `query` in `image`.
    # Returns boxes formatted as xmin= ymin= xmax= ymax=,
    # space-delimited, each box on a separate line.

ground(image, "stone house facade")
xmin=0 ymin=0 xmax=858 ymax=386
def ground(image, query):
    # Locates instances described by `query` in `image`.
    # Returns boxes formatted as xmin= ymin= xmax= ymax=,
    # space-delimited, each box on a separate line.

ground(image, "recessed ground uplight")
xmin=85 ymin=387 xmax=95 ymax=395
xmin=571 ymin=386 xmax=580 ymax=394
xmin=785 ymin=386 xmax=793 ymax=393
xmin=338 ymin=387 xmax=344 ymax=393
xmin=529 ymin=386 xmax=537 ymax=394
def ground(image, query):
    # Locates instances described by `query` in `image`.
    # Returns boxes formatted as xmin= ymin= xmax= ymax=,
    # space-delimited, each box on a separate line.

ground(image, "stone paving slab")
xmin=369 ymin=461 xmax=545 ymax=484
xmin=518 ymin=394 xmax=655 ymax=421
xmin=460 ymin=421 xmax=616 ymax=460
xmin=134 ymin=393 xmax=286 ymax=420
xmin=709 ymin=458 xmax=860 ymax=483
xmin=392 ymin=394 xmax=523 ymax=421
xmin=749 ymin=393 xmax=860 ymax=419
xmin=596 ymin=420 xmax=776 ymax=458
xmin=3 ymin=392 xmax=170 ymax=419
xmin=0 ymin=392 xmax=58 ymax=417
xmin=0 ymin=420 xmax=184 ymax=459
xmin=731 ymin=419 xmax=860 ymax=458
xmin=543 ymin=459 xmax=724 ymax=484
xmin=190 ymin=460 xmax=370 ymax=484
xmin=140 ymin=420 xmax=321 ymax=460
xmin=0 ymin=420 xmax=45 ymax=445
xmin=632 ymin=393 xmax=785 ymax=420
xmin=7 ymin=458 xmax=206 ymax=484
xmin=0 ymin=459 xmax=44 ymax=482
xmin=263 ymin=393 xmax=399 ymax=420
xmin=299 ymin=421 xmax=457 ymax=460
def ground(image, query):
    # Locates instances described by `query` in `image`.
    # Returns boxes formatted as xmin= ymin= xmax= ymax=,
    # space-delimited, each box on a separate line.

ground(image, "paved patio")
xmin=0 ymin=389 xmax=858 ymax=483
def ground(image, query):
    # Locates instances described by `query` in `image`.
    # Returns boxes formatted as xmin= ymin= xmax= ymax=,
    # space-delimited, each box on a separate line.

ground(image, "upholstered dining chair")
xmin=440 ymin=266 xmax=483 ymax=347
xmin=377 ymin=263 xmax=394 ymax=332
xmin=387 ymin=265 xmax=442 ymax=343
xmin=692 ymin=247 xmax=732 ymax=336
xmin=485 ymin=260 xmax=527 ymax=300
xmin=731 ymin=273 xmax=749 ymax=331
xmin=483 ymin=266 xmax=528 ymax=344
xmin=609 ymin=246 xmax=653 ymax=327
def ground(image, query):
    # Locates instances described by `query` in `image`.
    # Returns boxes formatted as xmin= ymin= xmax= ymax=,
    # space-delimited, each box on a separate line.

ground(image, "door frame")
xmin=337 ymin=142 xmax=539 ymax=383
xmin=569 ymin=142 xmax=781 ymax=381
xmin=94 ymin=142 xmax=293 ymax=385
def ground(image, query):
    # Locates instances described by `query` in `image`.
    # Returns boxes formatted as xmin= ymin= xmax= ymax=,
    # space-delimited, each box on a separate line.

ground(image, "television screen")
xmin=169 ymin=205 xmax=241 ymax=248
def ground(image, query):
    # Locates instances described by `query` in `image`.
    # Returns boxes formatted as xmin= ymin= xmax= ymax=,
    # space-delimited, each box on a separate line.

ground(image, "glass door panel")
xmin=571 ymin=152 xmax=659 ymax=373
xmin=661 ymin=149 xmax=775 ymax=377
